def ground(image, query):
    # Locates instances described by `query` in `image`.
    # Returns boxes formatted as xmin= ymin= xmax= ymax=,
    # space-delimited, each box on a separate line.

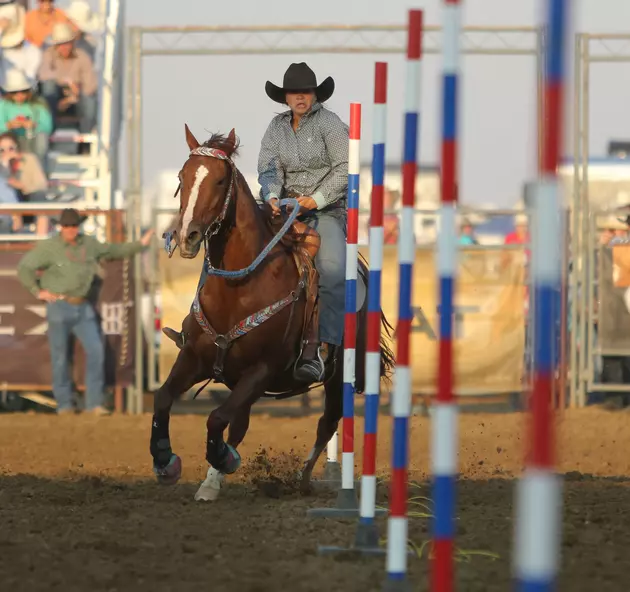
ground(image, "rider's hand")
xmin=297 ymin=196 xmax=317 ymax=212
xmin=268 ymin=197 xmax=281 ymax=217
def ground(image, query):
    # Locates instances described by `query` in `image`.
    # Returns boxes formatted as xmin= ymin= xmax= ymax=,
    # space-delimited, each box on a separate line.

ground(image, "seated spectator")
xmin=0 ymin=168 xmax=18 ymax=233
xmin=383 ymin=188 xmax=399 ymax=245
xmin=458 ymin=217 xmax=478 ymax=245
xmin=25 ymin=0 xmax=74 ymax=48
xmin=0 ymin=4 xmax=43 ymax=87
xmin=0 ymin=131 xmax=48 ymax=235
xmin=38 ymin=21 xmax=97 ymax=134
xmin=0 ymin=68 xmax=53 ymax=168
xmin=65 ymin=0 xmax=100 ymax=62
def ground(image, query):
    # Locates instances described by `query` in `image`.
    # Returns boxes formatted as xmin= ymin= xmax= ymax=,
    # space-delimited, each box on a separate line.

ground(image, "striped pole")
xmin=513 ymin=0 xmax=569 ymax=590
xmin=431 ymin=1 xmax=461 ymax=590
xmin=385 ymin=10 xmax=422 ymax=590
xmin=356 ymin=62 xmax=388 ymax=550
xmin=338 ymin=102 xmax=362 ymax=509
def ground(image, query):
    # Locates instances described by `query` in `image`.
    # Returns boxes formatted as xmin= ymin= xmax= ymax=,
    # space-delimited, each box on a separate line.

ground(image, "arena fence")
xmin=0 ymin=207 xmax=140 ymax=413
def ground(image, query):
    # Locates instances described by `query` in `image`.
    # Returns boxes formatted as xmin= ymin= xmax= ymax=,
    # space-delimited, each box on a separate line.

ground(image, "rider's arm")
xmin=312 ymin=111 xmax=349 ymax=210
xmin=257 ymin=119 xmax=285 ymax=204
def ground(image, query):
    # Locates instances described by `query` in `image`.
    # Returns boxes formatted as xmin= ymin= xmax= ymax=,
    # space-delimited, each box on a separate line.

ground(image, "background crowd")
xmin=0 ymin=0 xmax=101 ymax=235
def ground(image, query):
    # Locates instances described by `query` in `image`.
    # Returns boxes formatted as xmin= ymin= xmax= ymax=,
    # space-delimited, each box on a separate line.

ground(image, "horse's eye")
xmin=218 ymin=178 xmax=226 ymax=186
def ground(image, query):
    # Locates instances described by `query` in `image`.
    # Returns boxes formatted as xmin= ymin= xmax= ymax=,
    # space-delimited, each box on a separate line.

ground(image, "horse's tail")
xmin=357 ymin=253 xmax=396 ymax=388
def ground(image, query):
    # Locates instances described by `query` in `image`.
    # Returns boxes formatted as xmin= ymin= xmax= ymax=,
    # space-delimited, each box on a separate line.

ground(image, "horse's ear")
xmin=225 ymin=128 xmax=237 ymax=156
xmin=185 ymin=123 xmax=200 ymax=151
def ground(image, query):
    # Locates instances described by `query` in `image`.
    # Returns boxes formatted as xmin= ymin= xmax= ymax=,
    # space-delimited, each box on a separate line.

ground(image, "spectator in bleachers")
xmin=38 ymin=21 xmax=97 ymax=134
xmin=0 ymin=131 xmax=48 ymax=235
xmin=0 ymin=68 xmax=52 ymax=168
xmin=65 ymin=0 xmax=100 ymax=62
xmin=0 ymin=3 xmax=42 ymax=87
xmin=458 ymin=217 xmax=478 ymax=246
xmin=25 ymin=0 xmax=74 ymax=48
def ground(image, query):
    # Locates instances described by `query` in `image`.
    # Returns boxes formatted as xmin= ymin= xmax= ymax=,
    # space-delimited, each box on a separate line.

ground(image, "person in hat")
xmin=38 ymin=20 xmax=97 ymax=134
xmin=0 ymin=2 xmax=43 ymax=88
xmin=258 ymin=62 xmax=348 ymax=382
xmin=17 ymin=209 xmax=155 ymax=415
xmin=0 ymin=67 xmax=52 ymax=167
xmin=25 ymin=0 xmax=75 ymax=48
xmin=64 ymin=0 xmax=100 ymax=62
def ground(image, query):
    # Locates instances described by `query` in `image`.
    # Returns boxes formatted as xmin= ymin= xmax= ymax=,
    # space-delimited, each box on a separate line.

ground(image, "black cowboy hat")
xmin=52 ymin=208 xmax=87 ymax=227
xmin=265 ymin=62 xmax=335 ymax=105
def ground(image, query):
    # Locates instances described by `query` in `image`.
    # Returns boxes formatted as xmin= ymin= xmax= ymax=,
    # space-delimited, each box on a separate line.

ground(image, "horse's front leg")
xmin=150 ymin=346 xmax=204 ymax=485
xmin=194 ymin=364 xmax=268 ymax=501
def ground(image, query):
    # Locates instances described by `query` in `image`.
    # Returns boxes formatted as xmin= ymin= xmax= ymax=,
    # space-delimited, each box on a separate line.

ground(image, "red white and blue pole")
xmin=356 ymin=62 xmax=388 ymax=548
xmin=513 ymin=0 xmax=570 ymax=590
xmin=339 ymin=103 xmax=362 ymax=507
xmin=431 ymin=1 xmax=461 ymax=590
xmin=385 ymin=9 xmax=422 ymax=589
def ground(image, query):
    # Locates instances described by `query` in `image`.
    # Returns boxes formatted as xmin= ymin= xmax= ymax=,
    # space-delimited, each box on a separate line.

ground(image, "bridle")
xmin=170 ymin=146 xmax=237 ymax=266
xmin=165 ymin=145 xmax=300 ymax=280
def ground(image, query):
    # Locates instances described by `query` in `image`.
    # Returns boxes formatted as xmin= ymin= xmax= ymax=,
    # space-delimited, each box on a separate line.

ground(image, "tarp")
xmin=157 ymin=247 xmax=527 ymax=394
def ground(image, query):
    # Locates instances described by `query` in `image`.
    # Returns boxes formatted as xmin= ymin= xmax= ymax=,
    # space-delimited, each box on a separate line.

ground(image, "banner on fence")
xmin=0 ymin=252 xmax=136 ymax=388
xmin=158 ymin=247 xmax=526 ymax=395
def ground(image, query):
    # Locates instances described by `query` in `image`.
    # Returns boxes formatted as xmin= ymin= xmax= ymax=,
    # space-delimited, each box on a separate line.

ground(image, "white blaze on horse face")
xmin=181 ymin=164 xmax=209 ymax=239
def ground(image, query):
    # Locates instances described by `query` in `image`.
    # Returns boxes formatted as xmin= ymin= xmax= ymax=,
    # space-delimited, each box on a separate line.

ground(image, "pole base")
xmin=317 ymin=460 xmax=342 ymax=490
xmin=354 ymin=521 xmax=380 ymax=550
xmin=382 ymin=577 xmax=412 ymax=592
xmin=306 ymin=487 xmax=359 ymax=518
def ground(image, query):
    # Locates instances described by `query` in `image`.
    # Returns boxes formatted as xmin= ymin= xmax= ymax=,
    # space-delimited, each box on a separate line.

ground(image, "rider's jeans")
xmin=192 ymin=207 xmax=347 ymax=347
xmin=304 ymin=209 xmax=346 ymax=346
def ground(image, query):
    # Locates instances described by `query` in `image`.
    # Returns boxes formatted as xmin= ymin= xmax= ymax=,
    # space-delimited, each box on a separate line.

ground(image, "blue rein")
xmin=204 ymin=197 xmax=299 ymax=279
xmin=163 ymin=198 xmax=301 ymax=279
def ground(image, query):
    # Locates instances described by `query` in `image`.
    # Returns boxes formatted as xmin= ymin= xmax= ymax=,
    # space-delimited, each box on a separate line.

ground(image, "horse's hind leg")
xmin=300 ymin=366 xmax=343 ymax=494
xmin=194 ymin=366 xmax=266 ymax=502
xmin=150 ymin=347 xmax=203 ymax=485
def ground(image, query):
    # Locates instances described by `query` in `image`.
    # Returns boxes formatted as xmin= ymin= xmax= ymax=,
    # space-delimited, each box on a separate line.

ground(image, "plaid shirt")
xmin=257 ymin=102 xmax=349 ymax=210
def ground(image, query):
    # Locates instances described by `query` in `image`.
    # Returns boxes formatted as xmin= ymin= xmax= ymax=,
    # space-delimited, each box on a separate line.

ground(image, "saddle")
xmin=269 ymin=208 xmax=321 ymax=363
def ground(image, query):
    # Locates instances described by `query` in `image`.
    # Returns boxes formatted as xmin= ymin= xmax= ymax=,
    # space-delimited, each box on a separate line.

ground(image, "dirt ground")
xmin=1 ymin=408 xmax=629 ymax=592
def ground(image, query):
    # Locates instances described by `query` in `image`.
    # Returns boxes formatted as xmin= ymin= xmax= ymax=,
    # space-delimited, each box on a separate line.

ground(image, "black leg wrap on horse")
xmin=150 ymin=415 xmax=173 ymax=466
xmin=206 ymin=438 xmax=228 ymax=470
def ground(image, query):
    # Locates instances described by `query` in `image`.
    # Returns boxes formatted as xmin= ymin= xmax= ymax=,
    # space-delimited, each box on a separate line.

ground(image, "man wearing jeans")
xmin=17 ymin=208 xmax=154 ymax=414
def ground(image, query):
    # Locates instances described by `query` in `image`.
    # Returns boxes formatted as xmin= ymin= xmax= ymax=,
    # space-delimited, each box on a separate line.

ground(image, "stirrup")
xmin=293 ymin=346 xmax=326 ymax=383
xmin=162 ymin=327 xmax=185 ymax=349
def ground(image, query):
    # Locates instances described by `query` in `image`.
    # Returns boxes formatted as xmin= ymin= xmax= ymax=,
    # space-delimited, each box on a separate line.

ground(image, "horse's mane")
xmin=202 ymin=132 xmax=241 ymax=157
xmin=201 ymin=130 xmax=297 ymax=251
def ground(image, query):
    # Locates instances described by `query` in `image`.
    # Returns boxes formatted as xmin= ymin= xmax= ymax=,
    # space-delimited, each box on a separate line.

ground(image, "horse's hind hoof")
xmin=154 ymin=454 xmax=182 ymax=485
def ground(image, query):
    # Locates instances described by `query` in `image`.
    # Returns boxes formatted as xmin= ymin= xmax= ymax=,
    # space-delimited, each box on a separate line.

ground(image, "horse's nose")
xmin=186 ymin=228 xmax=201 ymax=246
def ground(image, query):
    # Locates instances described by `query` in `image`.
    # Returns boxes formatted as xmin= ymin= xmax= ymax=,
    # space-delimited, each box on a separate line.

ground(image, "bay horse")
xmin=150 ymin=124 xmax=394 ymax=501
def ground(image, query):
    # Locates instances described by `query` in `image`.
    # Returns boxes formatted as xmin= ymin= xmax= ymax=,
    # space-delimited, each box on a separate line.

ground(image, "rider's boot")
xmin=162 ymin=327 xmax=185 ymax=349
xmin=294 ymin=341 xmax=329 ymax=383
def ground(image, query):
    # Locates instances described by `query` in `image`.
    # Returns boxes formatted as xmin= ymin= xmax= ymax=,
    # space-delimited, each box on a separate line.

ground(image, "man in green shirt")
xmin=17 ymin=208 xmax=154 ymax=415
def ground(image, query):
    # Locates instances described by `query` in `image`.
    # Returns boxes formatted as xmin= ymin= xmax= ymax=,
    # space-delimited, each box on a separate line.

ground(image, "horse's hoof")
xmin=194 ymin=467 xmax=224 ymax=501
xmin=154 ymin=454 xmax=182 ymax=485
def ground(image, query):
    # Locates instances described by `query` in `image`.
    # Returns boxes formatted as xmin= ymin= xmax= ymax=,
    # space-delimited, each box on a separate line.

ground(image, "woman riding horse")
xmin=164 ymin=62 xmax=348 ymax=383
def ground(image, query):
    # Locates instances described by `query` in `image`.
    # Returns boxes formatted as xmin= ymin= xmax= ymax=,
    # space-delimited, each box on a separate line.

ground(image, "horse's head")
xmin=175 ymin=124 xmax=239 ymax=258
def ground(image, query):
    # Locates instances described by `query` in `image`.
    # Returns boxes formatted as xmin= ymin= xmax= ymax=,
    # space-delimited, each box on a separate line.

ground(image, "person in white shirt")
xmin=0 ymin=4 xmax=42 ymax=87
